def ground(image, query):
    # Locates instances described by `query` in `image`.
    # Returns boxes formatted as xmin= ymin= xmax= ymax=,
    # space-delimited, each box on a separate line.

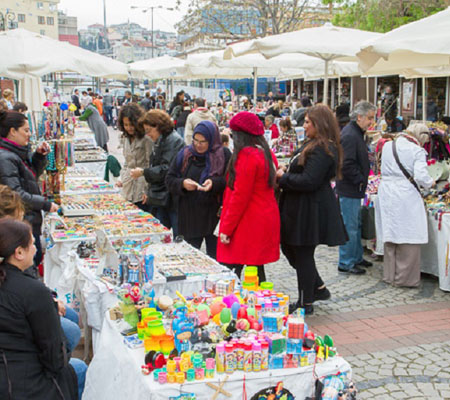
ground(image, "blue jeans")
xmin=69 ymin=358 xmax=87 ymax=400
xmin=338 ymin=196 xmax=363 ymax=270
xmin=104 ymin=105 xmax=113 ymax=126
xmin=61 ymin=307 xmax=81 ymax=353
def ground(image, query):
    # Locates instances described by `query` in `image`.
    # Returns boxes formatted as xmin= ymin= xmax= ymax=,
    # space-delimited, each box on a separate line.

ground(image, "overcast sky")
xmin=58 ymin=0 xmax=189 ymax=32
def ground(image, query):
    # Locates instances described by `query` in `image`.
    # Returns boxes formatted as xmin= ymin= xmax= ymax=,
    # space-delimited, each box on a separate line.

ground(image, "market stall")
xmin=81 ymin=265 xmax=353 ymax=400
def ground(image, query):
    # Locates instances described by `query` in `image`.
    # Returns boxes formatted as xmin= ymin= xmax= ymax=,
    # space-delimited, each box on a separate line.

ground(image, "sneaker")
xmin=338 ymin=265 xmax=366 ymax=275
xmin=314 ymin=287 xmax=331 ymax=301
xmin=357 ymin=259 xmax=373 ymax=267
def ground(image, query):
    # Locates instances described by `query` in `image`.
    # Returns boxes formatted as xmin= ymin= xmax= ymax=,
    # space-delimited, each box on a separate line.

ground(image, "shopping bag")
xmin=361 ymin=206 xmax=376 ymax=240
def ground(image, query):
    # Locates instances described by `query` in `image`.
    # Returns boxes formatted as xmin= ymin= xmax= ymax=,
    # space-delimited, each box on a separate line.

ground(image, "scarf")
xmin=177 ymin=120 xmax=225 ymax=184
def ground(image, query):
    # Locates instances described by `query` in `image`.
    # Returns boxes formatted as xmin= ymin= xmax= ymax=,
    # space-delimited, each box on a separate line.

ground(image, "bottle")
xmin=252 ymin=342 xmax=262 ymax=372
xmin=236 ymin=341 xmax=244 ymax=370
xmin=216 ymin=343 xmax=225 ymax=373
xmin=261 ymin=341 xmax=269 ymax=371
xmin=225 ymin=344 xmax=235 ymax=374
xmin=243 ymin=342 xmax=253 ymax=373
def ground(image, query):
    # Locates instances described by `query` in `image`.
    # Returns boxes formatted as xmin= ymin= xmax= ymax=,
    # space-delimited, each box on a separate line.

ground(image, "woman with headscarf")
xmin=378 ymin=123 xmax=434 ymax=287
xmin=166 ymin=121 xmax=231 ymax=259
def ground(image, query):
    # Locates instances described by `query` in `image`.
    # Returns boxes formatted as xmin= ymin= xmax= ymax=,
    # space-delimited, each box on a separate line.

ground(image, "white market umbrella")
xmin=18 ymin=76 xmax=46 ymax=112
xmin=187 ymin=50 xmax=323 ymax=103
xmin=358 ymin=7 xmax=450 ymax=74
xmin=224 ymin=23 xmax=382 ymax=104
xmin=129 ymin=55 xmax=188 ymax=80
xmin=0 ymin=29 xmax=128 ymax=79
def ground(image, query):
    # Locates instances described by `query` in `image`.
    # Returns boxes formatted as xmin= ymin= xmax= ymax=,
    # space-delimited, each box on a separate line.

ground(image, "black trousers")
xmin=186 ymin=235 xmax=217 ymax=260
xmin=226 ymin=264 xmax=266 ymax=283
xmin=281 ymin=243 xmax=324 ymax=305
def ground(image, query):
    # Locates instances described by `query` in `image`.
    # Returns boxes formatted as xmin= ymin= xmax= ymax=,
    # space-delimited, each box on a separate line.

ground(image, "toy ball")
xmin=197 ymin=303 xmax=211 ymax=317
xmin=60 ymin=103 xmax=69 ymax=111
xmin=220 ymin=308 xmax=231 ymax=324
xmin=69 ymin=104 xmax=77 ymax=112
xmin=210 ymin=302 xmax=226 ymax=317
xmin=222 ymin=294 xmax=239 ymax=308
xmin=212 ymin=313 xmax=221 ymax=325
xmin=236 ymin=319 xmax=250 ymax=331
xmin=304 ymin=330 xmax=315 ymax=340
xmin=43 ymin=101 xmax=52 ymax=107
xmin=231 ymin=302 xmax=241 ymax=319
xmin=237 ymin=307 xmax=248 ymax=320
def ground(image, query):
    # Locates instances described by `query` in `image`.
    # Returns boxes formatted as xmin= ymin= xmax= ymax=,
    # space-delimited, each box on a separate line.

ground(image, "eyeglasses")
xmin=193 ymin=138 xmax=208 ymax=145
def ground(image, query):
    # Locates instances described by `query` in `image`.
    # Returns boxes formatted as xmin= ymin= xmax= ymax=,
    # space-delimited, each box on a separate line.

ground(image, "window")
xmin=47 ymin=17 xmax=54 ymax=25
xmin=38 ymin=16 xmax=45 ymax=24
xmin=18 ymin=14 xmax=26 ymax=23
xmin=49 ymin=3 xmax=57 ymax=12
xmin=40 ymin=30 xmax=45 ymax=35
xmin=36 ymin=1 xmax=44 ymax=9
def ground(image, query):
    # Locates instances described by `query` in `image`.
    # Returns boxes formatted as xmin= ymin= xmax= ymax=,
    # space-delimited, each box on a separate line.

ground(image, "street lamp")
xmin=131 ymin=5 xmax=174 ymax=58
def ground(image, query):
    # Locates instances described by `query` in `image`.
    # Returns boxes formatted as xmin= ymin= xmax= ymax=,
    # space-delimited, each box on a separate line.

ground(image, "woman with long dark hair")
xmin=217 ymin=111 xmax=280 ymax=282
xmin=277 ymin=104 xmax=347 ymax=315
xmin=0 ymin=110 xmax=59 ymax=266
xmin=0 ymin=218 xmax=78 ymax=400
xmin=117 ymin=104 xmax=153 ymax=210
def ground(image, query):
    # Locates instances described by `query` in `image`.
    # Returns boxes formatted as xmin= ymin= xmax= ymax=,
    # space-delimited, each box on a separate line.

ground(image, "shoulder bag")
xmin=392 ymin=139 xmax=422 ymax=195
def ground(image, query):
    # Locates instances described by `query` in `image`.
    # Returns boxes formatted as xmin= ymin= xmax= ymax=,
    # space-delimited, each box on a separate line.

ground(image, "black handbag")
xmin=147 ymin=182 xmax=170 ymax=207
xmin=361 ymin=205 xmax=376 ymax=240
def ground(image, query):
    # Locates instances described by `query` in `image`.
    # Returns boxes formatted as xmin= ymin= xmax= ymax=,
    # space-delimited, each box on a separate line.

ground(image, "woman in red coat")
xmin=217 ymin=111 xmax=280 ymax=282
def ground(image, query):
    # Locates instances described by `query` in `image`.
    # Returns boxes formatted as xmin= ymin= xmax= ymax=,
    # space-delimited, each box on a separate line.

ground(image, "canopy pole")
xmin=422 ymin=77 xmax=427 ymax=122
xmin=290 ymin=79 xmax=294 ymax=100
xmin=253 ymin=67 xmax=258 ymax=111
xmin=366 ymin=77 xmax=370 ymax=101
xmin=338 ymin=76 xmax=341 ymax=105
xmin=323 ymin=59 xmax=329 ymax=105
xmin=215 ymin=76 xmax=218 ymax=105
xmin=398 ymin=77 xmax=403 ymax=117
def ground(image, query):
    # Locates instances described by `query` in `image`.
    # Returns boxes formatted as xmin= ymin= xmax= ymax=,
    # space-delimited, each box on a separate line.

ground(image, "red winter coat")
xmin=217 ymin=146 xmax=280 ymax=265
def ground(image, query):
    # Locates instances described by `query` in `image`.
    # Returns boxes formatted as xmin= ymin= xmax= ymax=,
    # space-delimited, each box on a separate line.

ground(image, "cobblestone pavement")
xmin=264 ymin=246 xmax=450 ymax=399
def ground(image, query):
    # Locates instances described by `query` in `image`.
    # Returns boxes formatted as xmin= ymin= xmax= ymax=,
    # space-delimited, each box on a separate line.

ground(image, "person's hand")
xmin=55 ymin=299 xmax=66 ymax=317
xmin=220 ymin=233 xmax=230 ymax=244
xmin=142 ymin=194 xmax=148 ymax=204
xmin=130 ymin=168 xmax=144 ymax=179
xmin=183 ymin=179 xmax=199 ymax=191
xmin=431 ymin=180 xmax=437 ymax=188
xmin=276 ymin=168 xmax=285 ymax=179
xmin=198 ymin=179 xmax=213 ymax=192
xmin=49 ymin=203 xmax=59 ymax=213
xmin=36 ymin=142 xmax=51 ymax=155
xmin=116 ymin=180 xmax=123 ymax=188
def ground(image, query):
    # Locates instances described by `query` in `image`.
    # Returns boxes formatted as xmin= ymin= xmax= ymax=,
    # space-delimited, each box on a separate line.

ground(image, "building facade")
xmin=58 ymin=10 xmax=78 ymax=46
xmin=0 ymin=0 xmax=59 ymax=39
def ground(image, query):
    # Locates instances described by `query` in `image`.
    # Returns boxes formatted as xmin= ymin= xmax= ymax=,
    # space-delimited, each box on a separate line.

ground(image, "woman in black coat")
xmin=0 ymin=111 xmax=59 ymax=266
xmin=277 ymin=105 xmax=347 ymax=315
xmin=130 ymin=110 xmax=185 ymax=236
xmin=0 ymin=218 xmax=78 ymax=400
xmin=166 ymin=120 xmax=231 ymax=259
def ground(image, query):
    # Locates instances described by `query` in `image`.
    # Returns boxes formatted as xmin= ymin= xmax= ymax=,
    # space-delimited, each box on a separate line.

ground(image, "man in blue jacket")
xmin=336 ymin=101 xmax=376 ymax=274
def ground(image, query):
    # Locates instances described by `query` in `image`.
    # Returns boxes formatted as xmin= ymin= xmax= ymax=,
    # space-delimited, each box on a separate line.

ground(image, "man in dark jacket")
xmin=336 ymin=101 xmax=376 ymax=275
xmin=71 ymin=89 xmax=81 ymax=116
xmin=140 ymin=92 xmax=152 ymax=111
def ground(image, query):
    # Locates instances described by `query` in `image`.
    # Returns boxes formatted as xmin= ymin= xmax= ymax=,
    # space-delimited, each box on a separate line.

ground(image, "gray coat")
xmin=82 ymin=104 xmax=109 ymax=148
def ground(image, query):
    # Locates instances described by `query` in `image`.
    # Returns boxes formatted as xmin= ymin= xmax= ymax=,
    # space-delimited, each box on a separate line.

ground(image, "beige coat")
xmin=120 ymin=135 xmax=153 ymax=203
xmin=184 ymin=108 xmax=217 ymax=144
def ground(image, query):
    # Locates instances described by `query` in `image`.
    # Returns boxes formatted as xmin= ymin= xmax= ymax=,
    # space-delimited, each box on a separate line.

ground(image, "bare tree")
xmin=176 ymin=0 xmax=328 ymax=40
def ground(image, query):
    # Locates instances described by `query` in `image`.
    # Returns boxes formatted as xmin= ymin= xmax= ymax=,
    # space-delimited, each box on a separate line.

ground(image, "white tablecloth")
xmin=421 ymin=212 xmax=450 ymax=292
xmin=83 ymin=314 xmax=352 ymax=400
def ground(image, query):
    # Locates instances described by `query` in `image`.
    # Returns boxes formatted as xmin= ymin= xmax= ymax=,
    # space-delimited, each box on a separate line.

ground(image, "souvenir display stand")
xmin=83 ymin=314 xmax=351 ymax=400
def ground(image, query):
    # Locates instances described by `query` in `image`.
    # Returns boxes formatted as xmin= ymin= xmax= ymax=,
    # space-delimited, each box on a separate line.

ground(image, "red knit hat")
xmin=229 ymin=111 xmax=264 ymax=136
